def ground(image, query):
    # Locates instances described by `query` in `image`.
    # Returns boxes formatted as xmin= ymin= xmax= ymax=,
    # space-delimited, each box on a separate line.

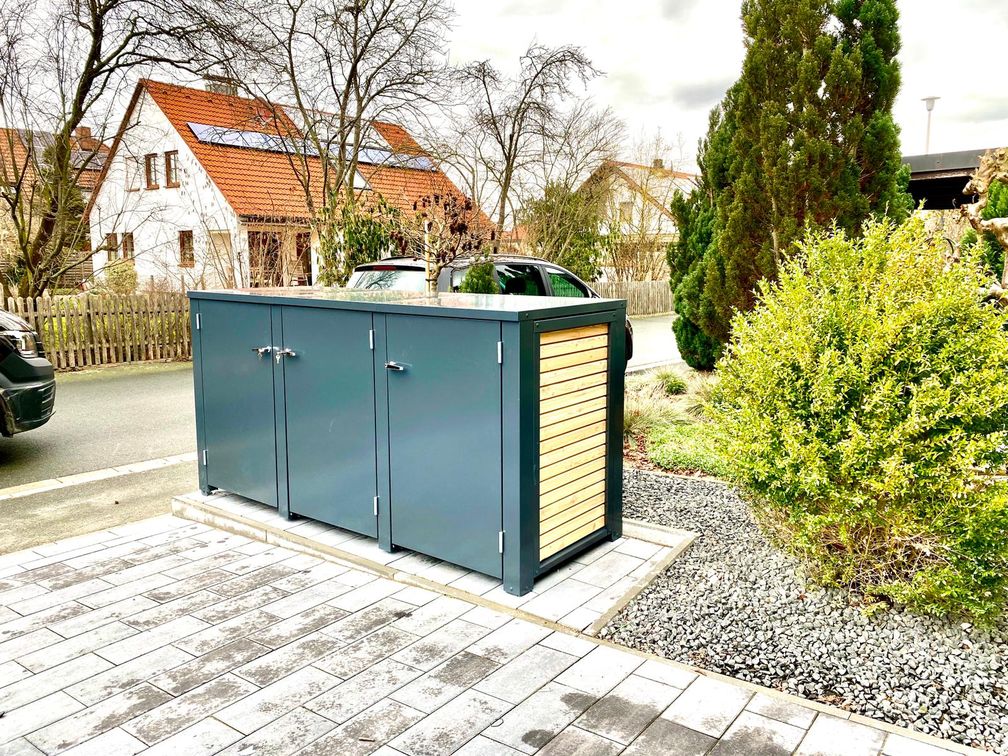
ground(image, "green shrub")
xmin=647 ymin=420 xmax=731 ymax=478
xmin=103 ymin=262 xmax=137 ymax=295
xmin=459 ymin=260 xmax=496 ymax=294
xmin=710 ymin=217 xmax=1008 ymax=621
xmin=672 ymin=315 xmax=722 ymax=370
xmin=656 ymin=369 xmax=688 ymax=396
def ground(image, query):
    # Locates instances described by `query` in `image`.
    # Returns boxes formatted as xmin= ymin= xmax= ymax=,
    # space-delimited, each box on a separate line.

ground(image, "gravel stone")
xmin=600 ymin=469 xmax=1008 ymax=754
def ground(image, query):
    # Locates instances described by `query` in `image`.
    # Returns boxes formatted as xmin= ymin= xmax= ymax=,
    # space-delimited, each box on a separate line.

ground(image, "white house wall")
xmin=88 ymin=90 xmax=247 ymax=290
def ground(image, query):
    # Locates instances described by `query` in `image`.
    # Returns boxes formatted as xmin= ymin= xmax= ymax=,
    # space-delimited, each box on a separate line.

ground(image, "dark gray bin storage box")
xmin=188 ymin=288 xmax=626 ymax=595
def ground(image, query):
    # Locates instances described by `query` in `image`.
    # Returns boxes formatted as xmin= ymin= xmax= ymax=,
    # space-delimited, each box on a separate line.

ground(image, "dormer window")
xmin=165 ymin=151 xmax=179 ymax=188
xmin=144 ymin=153 xmax=160 ymax=189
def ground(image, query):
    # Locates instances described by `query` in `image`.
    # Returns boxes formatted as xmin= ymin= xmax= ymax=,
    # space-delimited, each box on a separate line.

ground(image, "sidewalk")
xmin=0 ymin=516 xmax=974 ymax=756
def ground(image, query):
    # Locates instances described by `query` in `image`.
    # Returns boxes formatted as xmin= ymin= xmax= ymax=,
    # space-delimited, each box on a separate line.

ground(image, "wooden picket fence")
xmin=5 ymin=293 xmax=191 ymax=370
xmin=594 ymin=280 xmax=672 ymax=316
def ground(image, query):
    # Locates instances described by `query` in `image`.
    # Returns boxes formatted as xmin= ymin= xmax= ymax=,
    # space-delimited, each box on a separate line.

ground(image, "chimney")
xmin=74 ymin=126 xmax=92 ymax=140
xmin=652 ymin=158 xmax=664 ymax=170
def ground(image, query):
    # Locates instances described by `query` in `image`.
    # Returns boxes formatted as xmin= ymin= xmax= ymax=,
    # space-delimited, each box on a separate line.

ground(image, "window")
xmin=121 ymin=232 xmax=134 ymax=260
xmin=164 ymin=151 xmax=179 ymax=188
xmin=104 ymin=233 xmax=118 ymax=260
xmin=546 ymin=268 xmax=590 ymax=298
xmin=179 ymin=230 xmax=194 ymax=268
xmin=126 ymin=157 xmax=141 ymax=191
xmin=144 ymin=154 xmax=159 ymax=189
xmin=248 ymin=231 xmax=283 ymax=287
xmin=347 ymin=266 xmax=426 ymax=292
xmin=494 ymin=264 xmax=546 ymax=296
xmin=619 ymin=200 xmax=633 ymax=223
xmin=295 ymin=232 xmax=312 ymax=285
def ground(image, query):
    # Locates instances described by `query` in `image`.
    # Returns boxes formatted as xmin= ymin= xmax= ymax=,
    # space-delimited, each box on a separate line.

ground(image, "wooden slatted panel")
xmin=538 ymin=323 xmax=610 ymax=560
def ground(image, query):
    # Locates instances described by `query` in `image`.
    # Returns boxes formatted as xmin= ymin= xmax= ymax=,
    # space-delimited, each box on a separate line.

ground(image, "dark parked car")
xmin=0 ymin=308 xmax=55 ymax=436
xmin=347 ymin=255 xmax=634 ymax=362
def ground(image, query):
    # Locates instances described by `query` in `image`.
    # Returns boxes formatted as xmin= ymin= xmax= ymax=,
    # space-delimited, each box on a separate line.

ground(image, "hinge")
xmin=373 ymin=496 xmax=379 ymax=516
xmin=369 ymin=329 xmax=374 ymax=351
xmin=497 ymin=341 xmax=503 ymax=364
xmin=498 ymin=530 xmax=504 ymax=554
xmin=195 ymin=313 xmax=201 ymax=330
xmin=201 ymin=449 xmax=207 ymax=466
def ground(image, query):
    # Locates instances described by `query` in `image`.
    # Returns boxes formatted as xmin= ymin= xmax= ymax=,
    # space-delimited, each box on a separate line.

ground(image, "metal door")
xmin=385 ymin=315 xmax=503 ymax=577
xmin=198 ymin=299 xmax=278 ymax=507
xmin=280 ymin=306 xmax=378 ymax=537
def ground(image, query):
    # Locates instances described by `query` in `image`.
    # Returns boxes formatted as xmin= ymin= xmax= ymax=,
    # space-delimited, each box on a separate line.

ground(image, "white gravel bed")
xmin=600 ymin=468 xmax=1007 ymax=753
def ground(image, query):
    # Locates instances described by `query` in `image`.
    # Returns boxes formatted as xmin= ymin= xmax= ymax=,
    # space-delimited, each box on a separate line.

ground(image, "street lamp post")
xmin=922 ymin=96 xmax=940 ymax=154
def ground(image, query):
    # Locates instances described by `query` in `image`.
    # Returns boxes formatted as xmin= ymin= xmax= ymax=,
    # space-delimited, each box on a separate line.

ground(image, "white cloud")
xmin=449 ymin=0 xmax=1006 ymax=166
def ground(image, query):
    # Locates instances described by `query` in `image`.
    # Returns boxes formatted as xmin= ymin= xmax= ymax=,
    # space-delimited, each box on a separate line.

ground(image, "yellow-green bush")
xmin=710 ymin=218 xmax=1008 ymax=621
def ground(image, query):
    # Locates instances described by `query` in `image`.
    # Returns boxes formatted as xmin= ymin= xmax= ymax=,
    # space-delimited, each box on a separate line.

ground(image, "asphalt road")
xmin=627 ymin=313 xmax=682 ymax=372
xmin=0 ymin=362 xmax=197 ymax=552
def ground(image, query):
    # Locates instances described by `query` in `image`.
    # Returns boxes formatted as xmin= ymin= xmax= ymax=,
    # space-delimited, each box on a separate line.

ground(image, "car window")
xmin=346 ymin=268 xmax=427 ymax=292
xmin=546 ymin=269 xmax=590 ymax=298
xmin=450 ymin=267 xmax=467 ymax=292
xmin=495 ymin=264 xmax=546 ymax=296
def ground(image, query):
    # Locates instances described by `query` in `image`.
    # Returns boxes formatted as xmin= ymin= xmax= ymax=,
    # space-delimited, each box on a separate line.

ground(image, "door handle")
xmin=252 ymin=346 xmax=272 ymax=359
xmin=385 ymin=361 xmax=407 ymax=372
xmin=274 ymin=347 xmax=297 ymax=363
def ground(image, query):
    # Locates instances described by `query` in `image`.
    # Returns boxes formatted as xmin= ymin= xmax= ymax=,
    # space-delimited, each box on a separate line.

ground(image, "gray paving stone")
xmin=633 ymin=658 xmax=698 ymax=689
xmin=466 ymin=619 xmax=552 ymax=664
xmin=0 ymin=659 xmax=30 ymax=687
xmin=47 ymin=596 xmax=158 ymax=637
xmin=460 ymin=606 xmax=513 ymax=630
xmin=305 ymin=658 xmax=423 ymax=724
xmin=553 ymin=645 xmax=644 ymax=698
xmin=615 ymin=538 xmax=664 ymax=561
xmin=389 ymin=688 xmax=513 ymax=756
xmin=390 ymin=619 xmax=489 ymax=672
xmin=58 ymin=728 xmax=146 ymax=756
xmin=575 ymin=674 xmax=681 ymax=744
xmin=17 ymin=620 xmax=137 ymax=672
xmin=712 ymin=711 xmax=807 ymax=755
xmin=172 ymin=609 xmax=277 ymax=656
xmin=746 ymin=692 xmax=818 ymax=730
xmin=191 ymin=585 xmax=289 ymax=623
xmin=15 ymin=563 xmax=77 ymax=586
xmin=211 ymin=564 xmax=301 ymax=598
xmin=76 ymin=574 xmax=174 ymax=609
xmin=796 ymin=714 xmax=886 ymax=756
xmin=138 ymin=717 xmax=243 ymax=756
xmin=149 ymin=637 xmax=270 ymax=696
xmin=0 ymin=606 xmax=20 ymax=624
xmin=394 ymin=586 xmax=445 ymax=607
xmin=124 ymin=673 xmax=258 ymax=744
xmin=233 ymin=630 xmax=343 ymax=686
xmin=519 ymin=580 xmax=603 ymax=622
xmin=0 ymin=691 xmax=84 ymax=740
xmin=571 ymin=551 xmax=646 ymax=589
xmin=330 ymin=578 xmax=405 ymax=613
xmin=0 ymin=601 xmax=91 ymax=643
xmin=38 ymin=559 xmax=136 ymax=591
xmin=622 ymin=717 xmax=718 ymax=756
xmin=387 ymin=596 xmax=471 ymax=636
xmin=217 ymin=707 xmax=337 ymax=756
xmin=390 ymin=651 xmax=500 ymax=714
xmin=255 ymin=604 xmax=349 ymax=648
xmin=27 ymin=683 xmax=172 ymax=753
xmin=336 ymin=568 xmax=381 ymax=587
xmin=323 ymin=598 xmax=416 ymax=643
xmin=298 ymin=698 xmax=426 ymax=756
xmin=269 ymin=561 xmax=348 ymax=593
xmin=216 ymin=664 xmax=341 ymax=734
xmin=96 ymin=615 xmax=209 ymax=664
xmin=535 ymin=726 xmax=623 ymax=756
xmin=120 ymin=589 xmax=221 ymax=631
xmin=0 ymin=738 xmax=44 ymax=756
xmin=100 ymin=555 xmax=192 ymax=586
xmin=452 ymin=735 xmax=524 ymax=755
xmin=474 ymin=644 xmax=579 ymax=704
xmin=882 ymin=733 xmax=959 ymax=756
xmin=661 ymin=675 xmax=754 ymax=738
xmin=538 ymin=631 xmax=598 ymax=658
xmin=482 ymin=681 xmax=597 ymax=754
xmin=220 ymin=548 xmax=297 ymax=576
xmin=0 ymin=583 xmax=50 ymax=607
xmin=0 ymin=653 xmax=113 ymax=710
xmin=314 ymin=626 xmax=420 ymax=679
xmin=66 ymin=645 xmax=194 ymax=705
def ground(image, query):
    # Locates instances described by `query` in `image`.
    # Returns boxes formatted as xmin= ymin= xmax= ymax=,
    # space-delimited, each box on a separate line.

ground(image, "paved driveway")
xmin=0 ymin=517 xmax=965 ymax=756
xmin=627 ymin=314 xmax=681 ymax=372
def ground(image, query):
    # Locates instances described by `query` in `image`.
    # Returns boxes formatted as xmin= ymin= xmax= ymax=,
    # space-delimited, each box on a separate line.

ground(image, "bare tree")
xmin=0 ymin=0 xmax=208 ymax=298
xmin=962 ymin=147 xmax=1008 ymax=289
xmin=458 ymin=44 xmax=601 ymax=248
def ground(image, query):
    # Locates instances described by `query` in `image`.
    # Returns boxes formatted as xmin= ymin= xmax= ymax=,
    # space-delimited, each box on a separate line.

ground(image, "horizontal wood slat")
xmin=538 ymin=322 xmax=610 ymax=562
xmin=540 ymin=333 xmax=609 ymax=360
xmin=540 ymin=346 xmax=609 ymax=373
xmin=539 ymin=383 xmax=608 ymax=415
xmin=539 ymin=323 xmax=608 ymax=345
xmin=540 ymin=359 xmax=608 ymax=387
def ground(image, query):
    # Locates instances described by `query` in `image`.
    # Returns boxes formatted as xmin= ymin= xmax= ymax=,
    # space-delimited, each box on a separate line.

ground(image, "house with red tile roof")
xmin=87 ymin=79 xmax=483 ymax=289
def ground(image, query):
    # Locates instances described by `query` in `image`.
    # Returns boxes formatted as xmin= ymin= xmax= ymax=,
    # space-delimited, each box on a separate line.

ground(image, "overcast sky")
xmin=449 ymin=0 xmax=1007 ymax=171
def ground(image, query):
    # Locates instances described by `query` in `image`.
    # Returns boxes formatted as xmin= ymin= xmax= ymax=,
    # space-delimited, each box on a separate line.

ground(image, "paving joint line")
xmin=170 ymin=494 xmax=987 ymax=756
